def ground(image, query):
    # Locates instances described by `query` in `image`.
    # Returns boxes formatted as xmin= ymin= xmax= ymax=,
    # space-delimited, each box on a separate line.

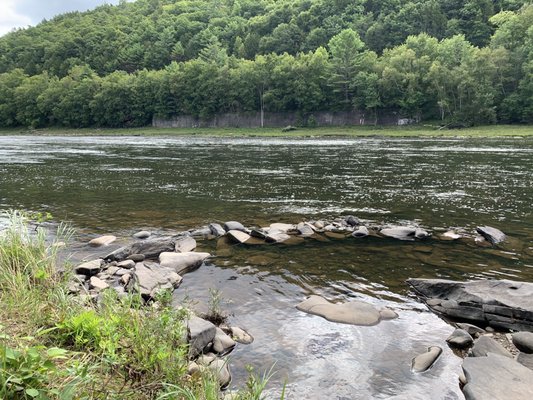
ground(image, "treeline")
xmin=1 ymin=0 xmax=528 ymax=77
xmin=0 ymin=2 xmax=532 ymax=128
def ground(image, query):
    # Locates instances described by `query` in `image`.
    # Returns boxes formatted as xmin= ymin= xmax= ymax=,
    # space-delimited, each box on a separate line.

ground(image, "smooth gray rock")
xmin=223 ymin=221 xmax=246 ymax=232
xmin=512 ymin=332 xmax=533 ymax=353
xmin=117 ymin=259 xmax=135 ymax=269
xmin=265 ymin=231 xmax=291 ymax=243
xmin=212 ymin=328 xmax=236 ymax=355
xmin=446 ymin=329 xmax=474 ymax=349
xmin=441 ymin=230 xmax=462 ymax=240
xmin=88 ymin=235 xmax=117 ymax=247
xmin=190 ymin=227 xmax=211 ymax=238
xmin=470 ymin=336 xmax=512 ymax=358
xmin=159 ymin=251 xmax=210 ymax=275
xmin=89 ymin=276 xmax=109 ymax=291
xmin=457 ymin=323 xmax=485 ymax=337
xmin=227 ymin=230 xmax=251 ymax=244
xmin=128 ymin=262 xmax=182 ymax=299
xmin=476 ymin=226 xmax=506 ymax=244
xmin=269 ymin=223 xmax=295 ymax=233
xmin=415 ymin=228 xmax=430 ymax=239
xmin=209 ymin=358 xmax=231 ymax=388
xmin=249 ymin=228 xmax=267 ymax=239
xmin=174 ymin=236 xmax=197 ymax=253
xmin=517 ymin=352 xmax=533 ymax=370
xmin=188 ymin=316 xmax=217 ymax=358
xmin=106 ymin=236 xmax=177 ymax=261
xmin=462 ymin=353 xmax=533 ymax=400
xmin=345 ymin=215 xmax=361 ymax=227
xmin=296 ymin=295 xmax=393 ymax=326
xmin=352 ymin=226 xmax=369 ymax=238
xmin=411 ymin=346 xmax=442 ymax=372
xmin=209 ymin=223 xmax=226 ymax=237
xmin=133 ymin=230 xmax=151 ymax=239
xmin=297 ymin=222 xmax=315 ymax=237
xmin=380 ymin=227 xmax=418 ymax=241
xmin=127 ymin=254 xmax=145 ymax=262
xmin=407 ymin=278 xmax=533 ymax=332
xmin=75 ymin=259 xmax=102 ymax=276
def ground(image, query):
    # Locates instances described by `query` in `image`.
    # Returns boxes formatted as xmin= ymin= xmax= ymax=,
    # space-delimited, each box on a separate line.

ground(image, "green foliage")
xmin=0 ymin=1 xmax=532 ymax=127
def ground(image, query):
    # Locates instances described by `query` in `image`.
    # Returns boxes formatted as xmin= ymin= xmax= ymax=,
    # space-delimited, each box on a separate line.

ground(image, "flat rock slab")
xmin=227 ymin=230 xmax=251 ymax=244
xmin=476 ymin=226 xmax=506 ymax=244
xmin=380 ymin=226 xmax=429 ymax=241
xmin=89 ymin=235 xmax=117 ymax=247
xmin=296 ymin=295 xmax=397 ymax=326
xmin=159 ymin=252 xmax=210 ymax=275
xmin=462 ymin=353 xmax=533 ymax=400
xmin=412 ymin=346 xmax=442 ymax=372
xmin=470 ymin=336 xmax=512 ymax=358
xmin=174 ymin=236 xmax=197 ymax=253
xmin=407 ymin=278 xmax=533 ymax=332
xmin=106 ymin=236 xmax=177 ymax=261
xmin=75 ymin=259 xmax=102 ymax=276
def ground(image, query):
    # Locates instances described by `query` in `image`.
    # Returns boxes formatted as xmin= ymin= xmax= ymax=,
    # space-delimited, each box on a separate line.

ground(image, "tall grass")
xmin=0 ymin=210 xmax=282 ymax=399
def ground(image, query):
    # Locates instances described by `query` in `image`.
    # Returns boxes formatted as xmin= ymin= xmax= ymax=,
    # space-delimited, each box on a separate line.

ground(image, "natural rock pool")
xmin=1 ymin=135 xmax=532 ymax=399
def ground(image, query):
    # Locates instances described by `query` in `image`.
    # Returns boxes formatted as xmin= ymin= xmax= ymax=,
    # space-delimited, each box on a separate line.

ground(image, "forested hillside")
xmin=0 ymin=0 xmax=532 ymax=128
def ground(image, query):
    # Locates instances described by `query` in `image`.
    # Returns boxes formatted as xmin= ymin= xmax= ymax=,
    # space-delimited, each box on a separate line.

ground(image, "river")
xmin=1 ymin=135 xmax=532 ymax=399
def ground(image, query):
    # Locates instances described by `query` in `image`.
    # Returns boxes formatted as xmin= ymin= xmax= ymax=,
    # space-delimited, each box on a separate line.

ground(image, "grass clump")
xmin=0 ymin=211 xmax=280 ymax=399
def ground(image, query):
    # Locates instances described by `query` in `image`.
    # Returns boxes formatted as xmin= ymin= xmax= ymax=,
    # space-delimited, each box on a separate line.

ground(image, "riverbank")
xmin=0 ymin=124 xmax=532 ymax=138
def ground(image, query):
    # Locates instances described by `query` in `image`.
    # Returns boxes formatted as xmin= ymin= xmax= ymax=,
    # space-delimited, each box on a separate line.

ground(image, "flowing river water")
xmin=1 ymin=135 xmax=532 ymax=399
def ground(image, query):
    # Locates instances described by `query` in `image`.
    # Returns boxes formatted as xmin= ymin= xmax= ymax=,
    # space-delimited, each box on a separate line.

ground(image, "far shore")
xmin=0 ymin=124 xmax=532 ymax=138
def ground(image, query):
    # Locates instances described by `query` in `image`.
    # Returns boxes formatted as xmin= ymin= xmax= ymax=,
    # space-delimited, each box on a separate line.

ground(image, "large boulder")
xmin=128 ymin=262 xmax=182 ymax=299
xmin=462 ymin=353 xmax=533 ymax=400
xmin=159 ymin=252 xmax=210 ymax=275
xmin=296 ymin=295 xmax=397 ymax=326
xmin=105 ymin=236 xmax=178 ymax=261
xmin=476 ymin=226 xmax=506 ymax=245
xmin=407 ymin=278 xmax=533 ymax=332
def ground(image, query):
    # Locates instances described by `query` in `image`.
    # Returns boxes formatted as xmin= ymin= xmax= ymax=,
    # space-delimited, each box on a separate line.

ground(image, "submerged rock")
xmin=380 ymin=226 xmax=426 ymax=241
xmin=462 ymin=353 xmax=533 ymax=400
xmin=476 ymin=226 xmax=506 ymax=245
xmin=89 ymin=235 xmax=117 ymax=247
xmin=266 ymin=231 xmax=291 ymax=243
xmin=296 ymin=295 xmax=396 ymax=326
xmin=407 ymin=278 xmax=533 ymax=332
xmin=441 ymin=230 xmax=462 ymax=240
xmin=411 ymin=346 xmax=442 ymax=372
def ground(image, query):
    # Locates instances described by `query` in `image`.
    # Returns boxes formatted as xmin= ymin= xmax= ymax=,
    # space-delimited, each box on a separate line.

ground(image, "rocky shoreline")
xmin=70 ymin=216 xmax=531 ymax=398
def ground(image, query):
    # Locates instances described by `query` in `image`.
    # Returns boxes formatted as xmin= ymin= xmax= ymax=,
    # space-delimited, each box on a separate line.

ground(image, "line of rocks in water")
xmin=72 ymin=216 xmax=510 ymax=394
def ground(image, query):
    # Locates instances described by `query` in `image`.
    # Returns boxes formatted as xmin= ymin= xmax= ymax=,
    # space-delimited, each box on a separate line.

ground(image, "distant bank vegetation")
xmin=0 ymin=0 xmax=532 ymax=128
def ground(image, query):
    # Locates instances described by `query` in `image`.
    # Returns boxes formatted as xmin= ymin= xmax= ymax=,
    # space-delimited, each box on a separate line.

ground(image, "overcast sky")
xmin=0 ymin=0 xmax=122 ymax=36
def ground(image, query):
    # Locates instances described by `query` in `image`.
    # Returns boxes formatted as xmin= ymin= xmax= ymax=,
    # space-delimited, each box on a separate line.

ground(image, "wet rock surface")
xmin=296 ymin=295 xmax=397 ymax=326
xmin=462 ymin=353 xmax=533 ymax=400
xmin=407 ymin=278 xmax=533 ymax=331
xmin=476 ymin=226 xmax=506 ymax=245
xmin=411 ymin=346 xmax=442 ymax=372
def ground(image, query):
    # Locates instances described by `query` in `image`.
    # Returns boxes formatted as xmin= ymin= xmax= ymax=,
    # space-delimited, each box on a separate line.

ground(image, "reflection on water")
xmin=1 ymin=135 xmax=532 ymax=399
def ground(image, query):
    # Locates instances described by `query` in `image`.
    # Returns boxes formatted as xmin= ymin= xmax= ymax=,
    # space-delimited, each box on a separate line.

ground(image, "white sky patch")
xmin=0 ymin=0 xmax=32 ymax=36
